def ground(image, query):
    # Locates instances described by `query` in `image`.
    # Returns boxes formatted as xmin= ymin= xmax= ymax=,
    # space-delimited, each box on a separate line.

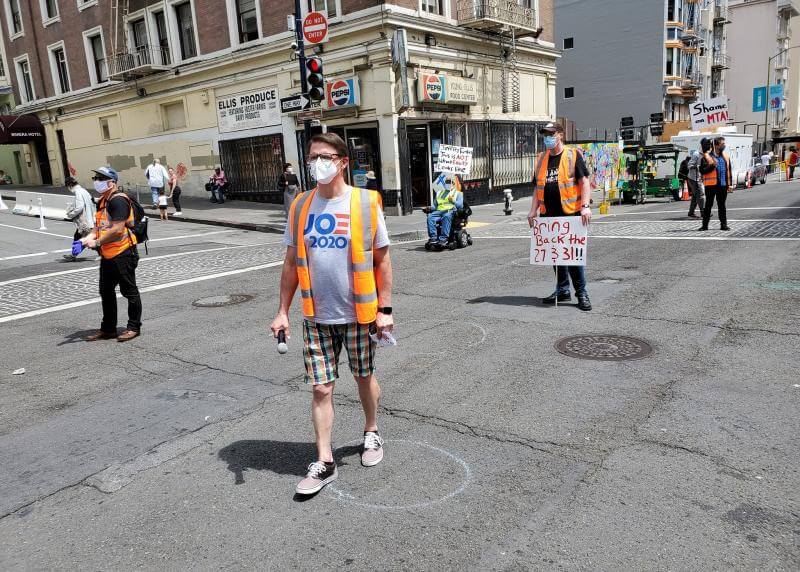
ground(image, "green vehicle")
xmin=619 ymin=144 xmax=681 ymax=204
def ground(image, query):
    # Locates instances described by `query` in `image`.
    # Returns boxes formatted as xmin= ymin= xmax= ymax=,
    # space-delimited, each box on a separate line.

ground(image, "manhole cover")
xmin=192 ymin=294 xmax=255 ymax=307
xmin=555 ymin=335 xmax=652 ymax=361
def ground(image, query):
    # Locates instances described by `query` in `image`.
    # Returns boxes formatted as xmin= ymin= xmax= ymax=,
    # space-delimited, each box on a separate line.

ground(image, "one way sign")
xmin=280 ymin=94 xmax=311 ymax=114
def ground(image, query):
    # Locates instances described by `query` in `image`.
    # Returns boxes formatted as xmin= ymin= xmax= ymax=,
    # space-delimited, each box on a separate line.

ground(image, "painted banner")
xmin=435 ymin=145 xmax=473 ymax=175
xmin=530 ymin=216 xmax=588 ymax=267
xmin=575 ymin=142 xmax=627 ymax=188
xmin=752 ymin=86 xmax=767 ymax=113
xmin=690 ymin=96 xmax=730 ymax=131
xmin=216 ymin=87 xmax=280 ymax=133
xmin=769 ymin=84 xmax=784 ymax=109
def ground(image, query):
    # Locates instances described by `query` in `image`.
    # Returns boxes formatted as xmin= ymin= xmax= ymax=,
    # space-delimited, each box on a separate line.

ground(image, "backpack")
xmin=110 ymin=193 xmax=150 ymax=253
xmin=678 ymin=158 xmax=690 ymax=180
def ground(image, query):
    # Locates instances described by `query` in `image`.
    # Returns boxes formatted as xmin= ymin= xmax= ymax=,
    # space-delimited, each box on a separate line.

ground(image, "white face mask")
xmin=314 ymin=158 xmax=340 ymax=184
xmin=93 ymin=180 xmax=110 ymax=193
xmin=286 ymin=167 xmax=293 ymax=174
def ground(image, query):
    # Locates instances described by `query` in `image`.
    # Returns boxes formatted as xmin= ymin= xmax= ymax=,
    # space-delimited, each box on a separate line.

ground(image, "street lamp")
xmin=764 ymin=45 xmax=800 ymax=151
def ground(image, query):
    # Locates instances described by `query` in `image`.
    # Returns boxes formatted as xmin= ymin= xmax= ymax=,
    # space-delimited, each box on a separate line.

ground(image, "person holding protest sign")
xmin=528 ymin=122 xmax=593 ymax=311
xmin=425 ymin=173 xmax=464 ymax=248
xmin=699 ymin=136 xmax=732 ymax=232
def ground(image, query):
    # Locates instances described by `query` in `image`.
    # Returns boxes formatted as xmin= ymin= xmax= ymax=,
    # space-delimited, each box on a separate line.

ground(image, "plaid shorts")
xmin=302 ymin=321 xmax=376 ymax=385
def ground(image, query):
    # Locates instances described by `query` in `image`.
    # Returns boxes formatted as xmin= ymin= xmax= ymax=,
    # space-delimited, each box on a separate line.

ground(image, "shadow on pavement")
xmin=467 ymin=295 xmax=552 ymax=307
xmin=218 ymin=440 xmax=362 ymax=485
xmin=57 ymin=329 xmax=116 ymax=346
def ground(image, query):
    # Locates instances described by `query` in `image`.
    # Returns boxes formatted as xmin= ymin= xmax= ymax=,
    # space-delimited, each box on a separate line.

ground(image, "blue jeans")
xmin=150 ymin=187 xmax=161 ymax=205
xmin=555 ymin=265 xmax=587 ymax=296
xmin=212 ymin=184 xmax=225 ymax=202
xmin=427 ymin=209 xmax=454 ymax=243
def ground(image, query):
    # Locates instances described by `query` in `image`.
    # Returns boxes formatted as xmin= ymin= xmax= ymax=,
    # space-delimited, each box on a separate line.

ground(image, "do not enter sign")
xmin=303 ymin=11 xmax=328 ymax=44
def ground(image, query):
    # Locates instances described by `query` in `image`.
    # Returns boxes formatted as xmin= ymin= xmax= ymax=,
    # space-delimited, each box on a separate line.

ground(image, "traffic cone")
xmin=681 ymin=186 xmax=690 ymax=201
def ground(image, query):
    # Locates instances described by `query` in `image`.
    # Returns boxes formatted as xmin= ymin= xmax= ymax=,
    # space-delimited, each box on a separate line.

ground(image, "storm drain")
xmin=555 ymin=334 xmax=653 ymax=361
xmin=192 ymin=294 xmax=255 ymax=308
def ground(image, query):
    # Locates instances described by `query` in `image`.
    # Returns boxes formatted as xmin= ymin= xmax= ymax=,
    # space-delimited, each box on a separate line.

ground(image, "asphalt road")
xmin=0 ymin=181 xmax=798 ymax=570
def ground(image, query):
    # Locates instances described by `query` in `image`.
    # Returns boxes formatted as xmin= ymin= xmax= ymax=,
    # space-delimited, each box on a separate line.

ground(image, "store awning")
xmin=0 ymin=114 xmax=44 ymax=144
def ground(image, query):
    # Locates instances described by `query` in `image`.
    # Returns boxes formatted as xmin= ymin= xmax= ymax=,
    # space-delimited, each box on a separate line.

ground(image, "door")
xmin=344 ymin=127 xmax=381 ymax=191
xmin=408 ymin=125 xmax=430 ymax=207
xmin=13 ymin=151 xmax=23 ymax=184
xmin=56 ymin=129 xmax=69 ymax=181
xmin=132 ymin=19 xmax=149 ymax=64
xmin=34 ymin=141 xmax=52 ymax=185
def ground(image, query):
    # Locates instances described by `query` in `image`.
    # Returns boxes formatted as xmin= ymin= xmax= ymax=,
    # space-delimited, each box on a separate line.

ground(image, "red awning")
xmin=0 ymin=114 xmax=44 ymax=144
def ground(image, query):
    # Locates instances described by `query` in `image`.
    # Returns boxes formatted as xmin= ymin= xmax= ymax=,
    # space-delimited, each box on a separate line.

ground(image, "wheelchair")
xmin=423 ymin=203 xmax=474 ymax=251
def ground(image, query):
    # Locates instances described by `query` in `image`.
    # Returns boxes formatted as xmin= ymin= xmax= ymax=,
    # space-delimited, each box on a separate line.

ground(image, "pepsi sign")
xmin=418 ymin=74 xmax=447 ymax=103
xmin=325 ymin=77 xmax=360 ymax=109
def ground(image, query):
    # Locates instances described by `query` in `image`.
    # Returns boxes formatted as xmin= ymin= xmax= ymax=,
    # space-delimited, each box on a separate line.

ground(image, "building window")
xmin=48 ymin=44 xmax=71 ymax=94
xmin=15 ymin=57 xmax=35 ymax=102
xmin=236 ymin=0 xmax=259 ymax=43
xmin=162 ymin=101 xmax=186 ymax=130
xmin=564 ymin=86 xmax=574 ymax=99
xmin=667 ymin=0 xmax=682 ymax=22
xmin=131 ymin=18 xmax=148 ymax=54
xmin=175 ymin=2 xmax=197 ymax=60
xmin=99 ymin=116 xmax=111 ymax=140
xmin=77 ymin=0 xmax=98 ymax=10
xmin=309 ymin=0 xmax=338 ymax=19
xmin=563 ymin=37 xmax=574 ymax=50
xmin=420 ymin=0 xmax=444 ymax=16
xmin=665 ymin=47 xmax=681 ymax=76
xmin=84 ymin=30 xmax=108 ymax=84
xmin=153 ymin=11 xmax=171 ymax=65
xmin=666 ymin=27 xmax=680 ymax=40
xmin=40 ymin=0 xmax=59 ymax=23
xmin=6 ymin=0 xmax=23 ymax=36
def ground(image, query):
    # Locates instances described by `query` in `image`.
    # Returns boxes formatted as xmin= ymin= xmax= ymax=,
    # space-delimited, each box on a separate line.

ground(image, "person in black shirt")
xmin=528 ymin=122 xmax=593 ymax=311
xmin=278 ymin=162 xmax=300 ymax=219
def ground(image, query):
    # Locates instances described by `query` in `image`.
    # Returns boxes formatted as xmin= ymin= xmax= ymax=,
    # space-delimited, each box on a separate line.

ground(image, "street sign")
xmin=296 ymin=109 xmax=322 ymax=121
xmin=753 ymin=86 xmax=767 ymax=112
xmin=280 ymin=94 xmax=310 ymax=114
xmin=303 ymin=11 xmax=328 ymax=45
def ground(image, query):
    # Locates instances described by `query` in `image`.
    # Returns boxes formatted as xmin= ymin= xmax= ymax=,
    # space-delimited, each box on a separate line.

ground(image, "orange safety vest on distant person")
xmin=533 ymin=147 xmax=581 ymax=215
xmin=289 ymin=188 xmax=380 ymax=324
xmin=94 ymin=192 xmax=136 ymax=259
xmin=702 ymin=151 xmax=731 ymax=187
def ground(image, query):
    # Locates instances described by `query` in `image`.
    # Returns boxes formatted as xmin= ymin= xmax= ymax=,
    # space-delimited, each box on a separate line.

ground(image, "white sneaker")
xmin=361 ymin=431 xmax=384 ymax=467
xmin=173 ymin=211 xmax=182 ymax=216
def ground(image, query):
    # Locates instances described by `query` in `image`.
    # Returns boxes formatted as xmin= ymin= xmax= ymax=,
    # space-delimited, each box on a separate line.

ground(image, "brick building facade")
xmin=0 ymin=0 xmax=558 ymax=212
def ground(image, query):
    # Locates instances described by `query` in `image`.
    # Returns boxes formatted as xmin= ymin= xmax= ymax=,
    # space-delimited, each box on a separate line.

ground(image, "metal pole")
xmin=764 ymin=54 xmax=771 ymax=153
xmin=295 ymin=0 xmax=312 ymax=166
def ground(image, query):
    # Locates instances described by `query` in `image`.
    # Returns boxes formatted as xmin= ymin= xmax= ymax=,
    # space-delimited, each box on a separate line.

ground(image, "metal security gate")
xmin=490 ymin=121 xmax=542 ymax=197
xmin=219 ymin=134 xmax=285 ymax=203
xmin=397 ymin=119 xmax=413 ymax=214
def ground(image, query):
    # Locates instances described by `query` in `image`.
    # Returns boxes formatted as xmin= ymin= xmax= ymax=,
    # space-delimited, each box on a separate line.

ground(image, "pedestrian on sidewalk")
xmin=209 ymin=167 xmax=228 ymax=204
xmin=699 ymin=136 xmax=732 ymax=232
xmin=270 ymin=133 xmax=393 ymax=496
xmin=278 ymin=162 xmax=300 ymax=219
xmin=157 ymin=188 xmax=169 ymax=221
xmin=528 ymin=122 xmax=593 ymax=311
xmin=686 ymin=139 xmax=709 ymax=219
xmin=787 ymin=147 xmax=798 ymax=181
xmin=63 ymin=176 xmax=96 ymax=261
xmin=81 ymin=167 xmax=142 ymax=342
xmin=145 ymin=159 xmax=169 ymax=207
xmin=677 ymin=155 xmax=690 ymax=201
xmin=167 ymin=167 xmax=182 ymax=216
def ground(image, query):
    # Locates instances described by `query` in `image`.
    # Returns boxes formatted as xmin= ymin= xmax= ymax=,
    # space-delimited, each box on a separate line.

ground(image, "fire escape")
xmin=107 ymin=0 xmax=171 ymax=81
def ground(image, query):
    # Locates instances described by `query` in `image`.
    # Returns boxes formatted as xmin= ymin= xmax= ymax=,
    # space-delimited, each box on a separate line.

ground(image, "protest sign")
xmin=690 ymin=96 xmax=729 ymax=132
xmin=530 ymin=216 xmax=588 ymax=266
xmin=436 ymin=145 xmax=473 ymax=175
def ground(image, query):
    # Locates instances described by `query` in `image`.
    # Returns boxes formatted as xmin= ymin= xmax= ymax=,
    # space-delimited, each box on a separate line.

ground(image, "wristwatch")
xmin=581 ymin=204 xmax=591 ymax=209
xmin=378 ymin=306 xmax=393 ymax=315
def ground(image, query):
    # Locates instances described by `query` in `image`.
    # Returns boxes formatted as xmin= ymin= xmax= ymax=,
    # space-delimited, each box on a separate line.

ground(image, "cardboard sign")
xmin=690 ymin=96 xmax=729 ymax=131
xmin=436 ymin=145 xmax=473 ymax=175
xmin=530 ymin=216 xmax=588 ymax=266
xmin=216 ymin=87 xmax=280 ymax=133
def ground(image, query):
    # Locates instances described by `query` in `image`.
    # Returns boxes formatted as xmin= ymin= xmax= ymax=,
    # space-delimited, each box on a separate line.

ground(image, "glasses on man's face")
xmin=92 ymin=176 xmax=110 ymax=182
xmin=306 ymin=153 xmax=340 ymax=166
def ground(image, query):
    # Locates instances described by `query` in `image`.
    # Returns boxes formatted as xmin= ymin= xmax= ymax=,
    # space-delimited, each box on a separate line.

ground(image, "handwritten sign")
xmin=530 ymin=216 xmax=588 ymax=266
xmin=690 ymin=96 xmax=729 ymax=132
xmin=436 ymin=145 xmax=473 ymax=175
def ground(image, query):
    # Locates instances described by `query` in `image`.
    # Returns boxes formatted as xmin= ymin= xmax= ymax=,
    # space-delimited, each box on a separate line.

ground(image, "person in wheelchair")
xmin=424 ymin=173 xmax=464 ymax=249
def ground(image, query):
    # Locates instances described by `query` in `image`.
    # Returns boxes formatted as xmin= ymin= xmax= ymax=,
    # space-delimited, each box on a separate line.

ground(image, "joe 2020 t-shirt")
xmin=283 ymin=188 xmax=390 ymax=324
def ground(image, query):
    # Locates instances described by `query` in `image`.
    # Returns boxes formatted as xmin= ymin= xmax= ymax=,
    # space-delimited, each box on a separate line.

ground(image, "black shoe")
xmin=697 ymin=226 xmax=708 ymax=231
xmin=542 ymin=292 xmax=571 ymax=304
xmin=576 ymin=293 xmax=592 ymax=311
xmin=720 ymin=226 xmax=730 ymax=231
xmin=210 ymin=199 xmax=218 ymax=203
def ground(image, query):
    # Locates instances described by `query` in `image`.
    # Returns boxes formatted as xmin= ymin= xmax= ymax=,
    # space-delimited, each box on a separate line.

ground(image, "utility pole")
xmin=294 ymin=0 xmax=312 ymax=159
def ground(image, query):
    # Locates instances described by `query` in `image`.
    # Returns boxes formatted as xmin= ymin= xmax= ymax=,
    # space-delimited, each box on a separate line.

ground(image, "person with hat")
xmin=80 ymin=167 xmax=142 ymax=342
xmin=63 ymin=176 xmax=96 ymax=261
xmin=528 ymin=122 xmax=593 ymax=311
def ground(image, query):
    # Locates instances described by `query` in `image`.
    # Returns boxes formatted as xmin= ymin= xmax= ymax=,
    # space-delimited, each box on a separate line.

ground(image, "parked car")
xmin=749 ymin=161 xmax=768 ymax=186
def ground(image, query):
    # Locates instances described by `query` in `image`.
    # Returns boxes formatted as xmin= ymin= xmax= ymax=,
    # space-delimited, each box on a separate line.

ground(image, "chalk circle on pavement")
xmin=327 ymin=439 xmax=472 ymax=510
xmin=394 ymin=318 xmax=486 ymax=357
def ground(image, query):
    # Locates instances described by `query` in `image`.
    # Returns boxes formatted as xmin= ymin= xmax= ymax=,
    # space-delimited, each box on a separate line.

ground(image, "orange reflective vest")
xmin=702 ymin=152 xmax=731 ymax=187
xmin=94 ymin=192 xmax=136 ymax=259
xmin=289 ymin=188 xmax=380 ymax=324
xmin=533 ymin=147 xmax=581 ymax=215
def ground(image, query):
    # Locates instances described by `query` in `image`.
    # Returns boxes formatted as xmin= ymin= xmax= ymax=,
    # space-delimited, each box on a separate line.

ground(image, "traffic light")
xmin=305 ymin=57 xmax=325 ymax=101
xmin=620 ymin=116 xmax=634 ymax=127
xmin=649 ymin=112 xmax=664 ymax=123
xmin=650 ymin=124 xmax=664 ymax=137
